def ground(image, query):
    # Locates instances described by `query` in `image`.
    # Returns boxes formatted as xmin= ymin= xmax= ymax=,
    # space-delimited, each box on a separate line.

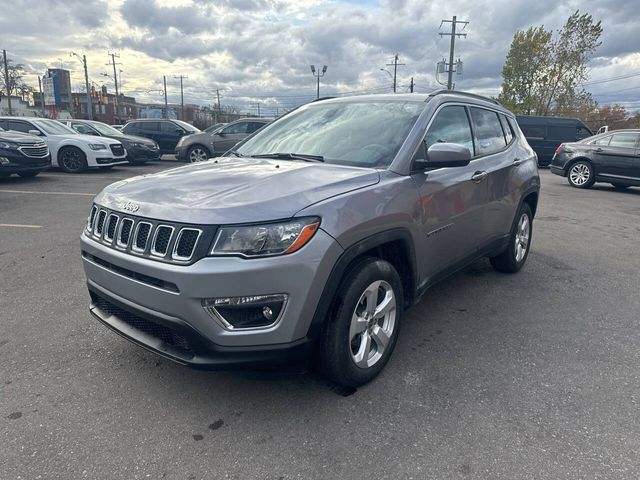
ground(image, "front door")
xmin=212 ymin=122 xmax=249 ymax=154
xmin=411 ymin=104 xmax=488 ymax=283
xmin=593 ymin=132 xmax=640 ymax=179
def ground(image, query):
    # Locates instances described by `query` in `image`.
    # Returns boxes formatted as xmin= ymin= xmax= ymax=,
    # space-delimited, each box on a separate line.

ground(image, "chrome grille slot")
xmin=133 ymin=222 xmax=152 ymax=252
xmin=104 ymin=214 xmax=119 ymax=242
xmin=110 ymin=144 xmax=125 ymax=156
xmin=94 ymin=210 xmax=107 ymax=236
xmin=87 ymin=205 xmax=98 ymax=231
xmin=151 ymin=225 xmax=174 ymax=257
xmin=172 ymin=228 xmax=201 ymax=261
xmin=18 ymin=144 xmax=49 ymax=158
xmin=117 ymin=218 xmax=134 ymax=248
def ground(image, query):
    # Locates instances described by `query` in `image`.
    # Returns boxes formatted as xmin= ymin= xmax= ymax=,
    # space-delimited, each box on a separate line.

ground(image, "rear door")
xmin=411 ymin=104 xmax=487 ymax=279
xmin=592 ymin=132 xmax=640 ymax=179
xmin=160 ymin=121 xmax=186 ymax=152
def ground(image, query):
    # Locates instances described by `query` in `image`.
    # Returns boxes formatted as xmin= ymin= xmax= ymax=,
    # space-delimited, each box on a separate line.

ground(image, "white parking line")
xmin=0 ymin=223 xmax=42 ymax=228
xmin=39 ymin=173 xmax=130 ymax=180
xmin=0 ymin=189 xmax=95 ymax=196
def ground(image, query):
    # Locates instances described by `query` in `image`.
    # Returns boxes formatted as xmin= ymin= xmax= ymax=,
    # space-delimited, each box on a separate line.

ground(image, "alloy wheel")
xmin=348 ymin=280 xmax=397 ymax=369
xmin=189 ymin=148 xmax=208 ymax=163
xmin=569 ymin=163 xmax=591 ymax=186
xmin=514 ymin=213 xmax=530 ymax=262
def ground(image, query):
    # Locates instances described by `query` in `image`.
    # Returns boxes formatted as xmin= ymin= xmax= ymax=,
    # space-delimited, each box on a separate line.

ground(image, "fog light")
xmin=202 ymin=294 xmax=288 ymax=330
xmin=0 ymin=157 xmax=9 ymax=165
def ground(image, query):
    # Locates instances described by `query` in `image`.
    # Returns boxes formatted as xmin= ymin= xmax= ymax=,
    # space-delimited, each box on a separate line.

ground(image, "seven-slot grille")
xmin=110 ymin=144 xmax=125 ymax=156
xmin=18 ymin=142 xmax=49 ymax=158
xmin=86 ymin=205 xmax=206 ymax=263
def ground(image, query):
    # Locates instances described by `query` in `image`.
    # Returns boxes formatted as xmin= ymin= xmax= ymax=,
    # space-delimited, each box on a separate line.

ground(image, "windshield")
xmin=89 ymin=122 xmax=122 ymax=136
xmin=173 ymin=120 xmax=200 ymax=133
xmin=35 ymin=119 xmax=77 ymax=135
xmin=235 ymin=100 xmax=425 ymax=168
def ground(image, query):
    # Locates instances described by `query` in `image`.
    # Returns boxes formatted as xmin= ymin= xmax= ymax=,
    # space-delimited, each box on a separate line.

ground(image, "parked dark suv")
xmin=551 ymin=129 xmax=640 ymax=189
xmin=0 ymin=126 xmax=51 ymax=178
xmin=81 ymin=91 xmax=539 ymax=387
xmin=122 ymin=119 xmax=200 ymax=155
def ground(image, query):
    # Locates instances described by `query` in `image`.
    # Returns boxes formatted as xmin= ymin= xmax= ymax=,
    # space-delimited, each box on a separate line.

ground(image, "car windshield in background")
xmin=90 ymin=122 xmax=122 ymax=136
xmin=35 ymin=119 xmax=77 ymax=135
xmin=174 ymin=120 xmax=200 ymax=133
xmin=236 ymin=100 xmax=426 ymax=168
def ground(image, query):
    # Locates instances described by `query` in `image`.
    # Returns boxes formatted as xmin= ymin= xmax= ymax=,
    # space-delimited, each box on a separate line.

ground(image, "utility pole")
xmin=106 ymin=53 xmax=121 ymax=122
xmin=410 ymin=77 xmax=414 ymax=93
xmin=3 ymin=49 xmax=13 ymax=115
xmin=38 ymin=76 xmax=45 ymax=116
xmin=251 ymin=102 xmax=261 ymax=117
xmin=386 ymin=54 xmax=405 ymax=93
xmin=163 ymin=75 xmax=168 ymax=119
xmin=174 ymin=74 xmax=187 ymax=120
xmin=71 ymin=52 xmax=93 ymax=120
xmin=439 ymin=16 xmax=468 ymax=90
xmin=310 ymin=65 xmax=328 ymax=99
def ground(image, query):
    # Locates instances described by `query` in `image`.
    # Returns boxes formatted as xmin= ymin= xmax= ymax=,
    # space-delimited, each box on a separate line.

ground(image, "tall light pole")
xmin=310 ymin=64 xmax=327 ymax=99
xmin=71 ymin=51 xmax=93 ymax=119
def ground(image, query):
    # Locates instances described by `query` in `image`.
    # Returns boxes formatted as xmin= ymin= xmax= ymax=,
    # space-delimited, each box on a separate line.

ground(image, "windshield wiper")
xmin=250 ymin=152 xmax=324 ymax=162
xmin=227 ymin=150 xmax=244 ymax=157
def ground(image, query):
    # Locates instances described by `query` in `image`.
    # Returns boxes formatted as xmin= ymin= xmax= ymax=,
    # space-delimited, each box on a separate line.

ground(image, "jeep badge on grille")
xmin=121 ymin=201 xmax=140 ymax=213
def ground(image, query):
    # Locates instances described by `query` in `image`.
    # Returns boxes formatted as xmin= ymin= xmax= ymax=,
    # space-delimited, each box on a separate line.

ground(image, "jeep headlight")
xmin=211 ymin=217 xmax=320 ymax=257
xmin=88 ymin=143 xmax=107 ymax=150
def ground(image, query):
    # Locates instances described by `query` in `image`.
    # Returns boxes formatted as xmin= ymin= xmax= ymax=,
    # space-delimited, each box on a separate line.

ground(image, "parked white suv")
xmin=0 ymin=117 xmax=127 ymax=173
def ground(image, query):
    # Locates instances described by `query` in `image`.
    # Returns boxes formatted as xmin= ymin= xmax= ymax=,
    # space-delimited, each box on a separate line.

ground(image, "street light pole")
xmin=310 ymin=65 xmax=328 ymax=99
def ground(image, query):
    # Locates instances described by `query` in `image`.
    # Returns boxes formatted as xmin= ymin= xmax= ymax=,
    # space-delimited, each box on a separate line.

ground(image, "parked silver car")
xmin=175 ymin=118 xmax=269 ymax=162
xmin=81 ymin=91 xmax=540 ymax=387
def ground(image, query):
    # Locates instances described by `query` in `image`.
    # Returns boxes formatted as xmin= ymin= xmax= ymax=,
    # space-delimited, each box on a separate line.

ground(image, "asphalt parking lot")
xmin=1 ymin=163 xmax=639 ymax=479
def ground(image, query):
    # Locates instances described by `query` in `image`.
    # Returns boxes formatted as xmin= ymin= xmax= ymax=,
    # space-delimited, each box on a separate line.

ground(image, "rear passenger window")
xmin=247 ymin=122 xmax=265 ymax=134
xmin=591 ymin=135 xmax=611 ymax=146
xmin=8 ymin=120 xmax=34 ymax=134
xmin=608 ymin=133 xmax=639 ymax=149
xmin=520 ymin=124 xmax=546 ymax=139
xmin=143 ymin=122 xmax=161 ymax=132
xmin=424 ymin=106 xmax=474 ymax=153
xmin=470 ymin=108 xmax=507 ymax=156
xmin=499 ymin=115 xmax=513 ymax=144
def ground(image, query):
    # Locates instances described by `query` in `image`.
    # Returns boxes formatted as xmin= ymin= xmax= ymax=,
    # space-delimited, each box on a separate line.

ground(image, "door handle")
xmin=471 ymin=171 xmax=488 ymax=183
xmin=513 ymin=158 xmax=523 ymax=166
xmin=595 ymin=148 xmax=603 ymax=152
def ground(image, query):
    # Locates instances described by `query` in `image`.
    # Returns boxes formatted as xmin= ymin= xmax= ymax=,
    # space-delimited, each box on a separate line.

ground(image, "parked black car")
xmin=550 ymin=129 xmax=640 ymax=189
xmin=122 ymin=119 xmax=200 ymax=155
xmin=61 ymin=119 xmax=160 ymax=165
xmin=516 ymin=115 xmax=593 ymax=167
xmin=0 ymin=127 xmax=51 ymax=178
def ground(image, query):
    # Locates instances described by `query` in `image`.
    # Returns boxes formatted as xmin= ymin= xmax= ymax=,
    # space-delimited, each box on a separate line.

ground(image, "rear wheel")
xmin=17 ymin=171 xmax=40 ymax=178
xmin=567 ymin=161 xmax=595 ymax=188
xmin=490 ymin=203 xmax=533 ymax=273
xmin=319 ymin=257 xmax=403 ymax=387
xmin=58 ymin=147 xmax=88 ymax=173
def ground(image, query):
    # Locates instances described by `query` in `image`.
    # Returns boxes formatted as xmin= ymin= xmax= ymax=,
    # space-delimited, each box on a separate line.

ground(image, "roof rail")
xmin=428 ymin=89 xmax=501 ymax=106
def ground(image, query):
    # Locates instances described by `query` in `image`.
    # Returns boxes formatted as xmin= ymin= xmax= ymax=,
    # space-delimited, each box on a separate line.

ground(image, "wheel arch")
xmin=307 ymin=228 xmax=418 ymax=341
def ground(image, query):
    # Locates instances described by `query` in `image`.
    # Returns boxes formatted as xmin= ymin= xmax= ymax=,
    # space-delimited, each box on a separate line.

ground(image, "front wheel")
xmin=187 ymin=145 xmax=210 ymax=163
xmin=58 ymin=147 xmax=88 ymax=173
xmin=490 ymin=203 xmax=533 ymax=274
xmin=567 ymin=161 xmax=595 ymax=188
xmin=319 ymin=257 xmax=403 ymax=387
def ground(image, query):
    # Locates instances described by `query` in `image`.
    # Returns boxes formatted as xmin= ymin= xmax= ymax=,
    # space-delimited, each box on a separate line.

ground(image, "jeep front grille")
xmin=84 ymin=204 xmax=212 ymax=265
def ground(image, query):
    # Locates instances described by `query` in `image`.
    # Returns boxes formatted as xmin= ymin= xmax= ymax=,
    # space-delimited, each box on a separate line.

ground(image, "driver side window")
xmin=223 ymin=122 xmax=248 ymax=135
xmin=423 ymin=106 xmax=474 ymax=155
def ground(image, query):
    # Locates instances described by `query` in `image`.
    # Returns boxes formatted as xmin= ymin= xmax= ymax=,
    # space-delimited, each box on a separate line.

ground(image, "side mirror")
xmin=415 ymin=142 xmax=472 ymax=169
xmin=28 ymin=129 xmax=42 ymax=136
xmin=218 ymin=131 xmax=227 ymax=137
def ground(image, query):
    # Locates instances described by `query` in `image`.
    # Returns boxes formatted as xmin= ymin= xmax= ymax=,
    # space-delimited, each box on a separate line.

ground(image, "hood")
xmin=1 ymin=131 xmax=44 ymax=144
xmin=95 ymin=157 xmax=380 ymax=224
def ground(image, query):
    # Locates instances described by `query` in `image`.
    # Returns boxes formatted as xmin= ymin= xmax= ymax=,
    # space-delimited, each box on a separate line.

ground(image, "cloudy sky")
xmin=1 ymin=0 xmax=639 ymax=116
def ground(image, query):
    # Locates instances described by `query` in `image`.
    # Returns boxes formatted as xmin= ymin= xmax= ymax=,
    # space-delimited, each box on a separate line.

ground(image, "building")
xmin=0 ymin=94 xmax=42 ymax=117
xmin=71 ymin=86 xmax=139 ymax=124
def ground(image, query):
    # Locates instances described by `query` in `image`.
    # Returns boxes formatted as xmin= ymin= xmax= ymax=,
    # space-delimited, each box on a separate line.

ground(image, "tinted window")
xmin=520 ymin=124 xmax=546 ymax=139
xmin=499 ymin=114 xmax=513 ymax=144
xmin=546 ymin=126 xmax=575 ymax=141
xmin=576 ymin=126 xmax=591 ymax=140
xmin=424 ymin=106 xmax=474 ymax=153
xmin=470 ymin=107 xmax=507 ymax=156
xmin=8 ymin=120 xmax=34 ymax=133
xmin=224 ymin=122 xmax=249 ymax=134
xmin=72 ymin=123 xmax=97 ymax=135
xmin=591 ymin=135 xmax=611 ymax=146
xmin=247 ymin=122 xmax=266 ymax=134
xmin=162 ymin=121 xmax=183 ymax=133
xmin=608 ymin=133 xmax=639 ymax=149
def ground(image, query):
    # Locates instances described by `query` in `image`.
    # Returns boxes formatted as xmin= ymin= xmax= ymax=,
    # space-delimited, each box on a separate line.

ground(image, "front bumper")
xmin=0 ymin=151 xmax=51 ymax=173
xmin=127 ymin=145 xmax=161 ymax=162
xmin=86 ymin=149 xmax=128 ymax=167
xmin=81 ymin=228 xmax=343 ymax=366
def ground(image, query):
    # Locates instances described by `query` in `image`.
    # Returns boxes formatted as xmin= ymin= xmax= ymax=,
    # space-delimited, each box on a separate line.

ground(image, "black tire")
xmin=567 ymin=160 xmax=595 ymax=189
xmin=490 ymin=203 xmax=533 ymax=274
xmin=58 ymin=147 xmax=88 ymax=173
xmin=611 ymin=183 xmax=630 ymax=190
xmin=319 ymin=257 xmax=403 ymax=387
xmin=17 ymin=171 xmax=40 ymax=178
xmin=186 ymin=145 xmax=210 ymax=163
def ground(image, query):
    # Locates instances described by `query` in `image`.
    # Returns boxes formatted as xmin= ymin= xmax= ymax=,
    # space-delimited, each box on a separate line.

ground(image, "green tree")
xmin=498 ymin=26 xmax=552 ymax=114
xmin=499 ymin=10 xmax=602 ymax=117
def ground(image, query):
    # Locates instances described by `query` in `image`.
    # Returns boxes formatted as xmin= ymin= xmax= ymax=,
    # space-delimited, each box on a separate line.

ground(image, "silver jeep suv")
xmin=81 ymin=91 xmax=540 ymax=387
